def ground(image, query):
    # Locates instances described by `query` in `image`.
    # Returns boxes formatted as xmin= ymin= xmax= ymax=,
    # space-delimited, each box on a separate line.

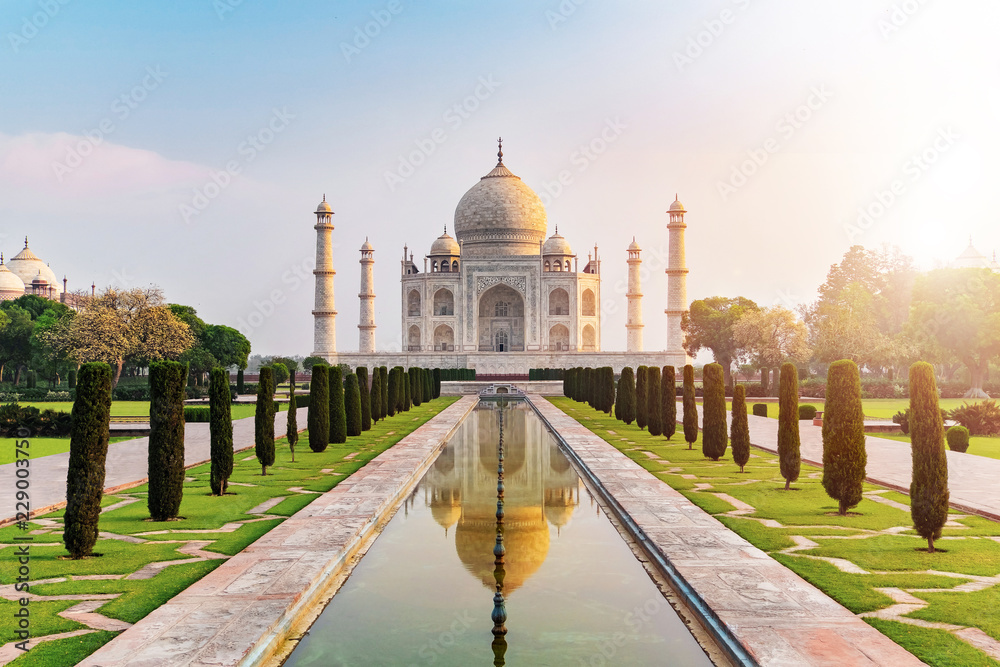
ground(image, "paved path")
xmin=0 ymin=408 xmax=308 ymax=526
xmin=678 ymin=402 xmax=1000 ymax=520
xmin=78 ymin=396 xmax=478 ymax=667
xmin=537 ymin=397 xmax=922 ymax=667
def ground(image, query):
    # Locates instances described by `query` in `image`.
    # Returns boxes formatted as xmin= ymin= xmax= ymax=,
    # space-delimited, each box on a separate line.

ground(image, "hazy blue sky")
xmin=2 ymin=0 xmax=996 ymax=355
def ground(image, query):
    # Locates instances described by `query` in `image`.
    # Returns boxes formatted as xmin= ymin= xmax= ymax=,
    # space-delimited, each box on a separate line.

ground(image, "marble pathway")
xmin=535 ymin=396 xmax=922 ymax=667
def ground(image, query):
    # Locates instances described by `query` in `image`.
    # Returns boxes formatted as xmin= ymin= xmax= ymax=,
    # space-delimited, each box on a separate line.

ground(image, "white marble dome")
xmin=8 ymin=241 xmax=58 ymax=288
xmin=0 ymin=258 xmax=25 ymax=300
xmin=542 ymin=229 xmax=573 ymax=256
xmin=430 ymin=229 xmax=460 ymax=256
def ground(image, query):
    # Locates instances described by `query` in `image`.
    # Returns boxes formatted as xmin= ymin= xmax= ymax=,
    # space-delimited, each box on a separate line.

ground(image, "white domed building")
xmin=1 ymin=238 xmax=70 ymax=302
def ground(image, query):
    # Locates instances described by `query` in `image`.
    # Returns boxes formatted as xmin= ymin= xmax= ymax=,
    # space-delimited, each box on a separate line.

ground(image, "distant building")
xmin=952 ymin=238 xmax=1000 ymax=271
xmin=0 ymin=237 xmax=87 ymax=309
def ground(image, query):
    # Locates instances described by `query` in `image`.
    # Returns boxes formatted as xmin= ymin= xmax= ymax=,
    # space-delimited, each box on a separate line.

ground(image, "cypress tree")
xmin=237 ymin=368 xmax=245 ymax=394
xmin=702 ymin=363 xmax=728 ymax=461
xmin=308 ymin=364 xmax=330 ymax=452
xmin=380 ymin=366 xmax=389 ymax=419
xmin=329 ymin=365 xmax=347 ymax=444
xmin=731 ymin=384 xmax=751 ymax=473
xmin=909 ymin=362 xmax=949 ymax=553
xmin=357 ymin=367 xmax=371 ymax=431
xmin=386 ymin=366 xmax=397 ymax=417
xmin=604 ymin=367 xmax=615 ymax=414
xmin=636 ymin=366 xmax=648 ymax=430
xmin=662 ymin=366 xmax=676 ymax=440
xmin=424 ymin=368 xmax=433 ymax=403
xmin=822 ymin=360 xmax=866 ymax=515
xmin=647 ymin=366 xmax=663 ymax=436
xmin=433 ymin=368 xmax=442 ymax=398
xmin=370 ymin=366 xmax=382 ymax=423
xmin=683 ymin=364 xmax=698 ymax=450
xmin=408 ymin=368 xmax=420 ymax=406
xmin=63 ymin=362 xmax=112 ymax=559
xmin=255 ymin=366 xmax=276 ymax=475
xmin=209 ymin=367 xmax=233 ymax=495
xmin=618 ymin=367 xmax=636 ymax=425
xmin=778 ymin=362 xmax=801 ymax=490
xmin=286 ymin=388 xmax=298 ymax=462
xmin=403 ymin=369 xmax=411 ymax=411
xmin=148 ymin=360 xmax=187 ymax=520
xmin=345 ymin=372 xmax=362 ymax=437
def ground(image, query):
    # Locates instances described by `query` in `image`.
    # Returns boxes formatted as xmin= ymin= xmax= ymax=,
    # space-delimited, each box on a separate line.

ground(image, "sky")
xmin=1 ymin=0 xmax=997 ymax=357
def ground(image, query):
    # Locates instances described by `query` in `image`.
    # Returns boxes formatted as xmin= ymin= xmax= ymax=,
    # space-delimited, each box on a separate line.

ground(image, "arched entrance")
xmin=548 ymin=324 xmax=569 ymax=351
xmin=434 ymin=324 xmax=455 ymax=351
xmin=478 ymin=284 xmax=524 ymax=352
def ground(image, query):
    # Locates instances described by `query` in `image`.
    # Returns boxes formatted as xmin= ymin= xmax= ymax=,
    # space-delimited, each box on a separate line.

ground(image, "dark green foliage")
xmin=68 ymin=369 xmax=77 ymax=389
xmin=821 ymin=360 xmax=866 ymax=515
xmin=209 ymin=367 xmax=233 ymax=495
xmin=271 ymin=362 xmax=289 ymax=386
xmin=357 ymin=367 xmax=371 ymax=431
xmin=63 ymin=362 xmax=112 ymax=558
xmin=369 ymin=366 xmax=382 ymax=423
xmin=424 ymin=368 xmax=433 ymax=404
xmin=647 ymin=366 xmax=662 ymax=437
xmin=0 ymin=404 xmax=72 ymax=437
xmin=947 ymin=400 xmax=1000 ymax=436
xmin=380 ymin=366 xmax=389 ymax=418
xmin=701 ymin=363 xmax=728 ymax=461
xmin=386 ymin=366 xmax=397 ymax=417
xmin=27 ymin=370 xmax=36 ymax=388
xmin=255 ymin=366 xmax=277 ymax=474
xmin=403 ymin=369 xmax=411 ymax=411
xmin=752 ymin=403 xmax=768 ymax=418
xmin=731 ymin=385 xmax=751 ymax=473
xmin=946 ymin=425 xmax=969 ymax=453
xmin=329 ymin=365 xmax=347 ymax=444
xmin=662 ymin=366 xmax=676 ymax=440
xmin=286 ymin=389 xmax=298 ymax=462
xmin=636 ymin=366 xmax=648 ymax=430
xmin=616 ymin=367 xmax=636 ymax=424
xmin=799 ymin=405 xmax=818 ymax=420
xmin=433 ymin=368 xmax=442 ymax=398
xmin=778 ymin=363 xmax=801 ymax=489
xmin=910 ymin=362 xmax=949 ymax=552
xmin=308 ymin=365 xmax=330 ymax=452
xmin=682 ymin=365 xmax=698 ymax=449
xmin=602 ymin=367 xmax=615 ymax=413
xmin=408 ymin=368 xmax=421 ymax=407
xmin=236 ymin=369 xmax=245 ymax=394
xmin=148 ymin=360 xmax=188 ymax=520
xmin=892 ymin=410 xmax=909 ymax=435
xmin=344 ymin=373 xmax=362 ymax=437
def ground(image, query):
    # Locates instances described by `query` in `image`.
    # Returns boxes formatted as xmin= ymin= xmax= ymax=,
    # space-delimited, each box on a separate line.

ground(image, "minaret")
xmin=312 ymin=195 xmax=337 ymax=359
xmin=626 ymin=238 xmax=643 ymax=353
xmin=665 ymin=195 xmax=690 ymax=361
xmin=358 ymin=237 xmax=376 ymax=353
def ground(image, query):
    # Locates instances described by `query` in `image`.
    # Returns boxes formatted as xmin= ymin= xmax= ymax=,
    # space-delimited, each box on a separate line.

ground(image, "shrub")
xmin=183 ymin=407 xmax=211 ymax=422
xmin=209 ymin=367 xmax=233 ymax=495
xmin=636 ymin=366 xmax=648 ymax=430
xmin=286 ymin=389 xmax=298 ymax=462
xmin=778 ymin=363 xmax=801 ymax=490
xmin=892 ymin=410 xmax=910 ymax=435
xmin=752 ymin=404 xmax=768 ymax=418
xmin=946 ymin=425 xmax=969 ymax=453
xmin=26 ymin=370 xmax=36 ymax=389
xmin=701 ymin=363 xmax=727 ymax=461
xmin=798 ymin=405 xmax=817 ymax=420
xmin=821 ymin=360 xmax=866 ymax=516
xmin=682 ymin=365 xmax=698 ymax=450
xmin=616 ymin=367 xmax=636 ymax=425
xmin=662 ymin=366 xmax=676 ymax=440
xmin=329 ymin=365 xmax=347 ymax=444
xmin=647 ymin=367 xmax=662 ymax=437
xmin=948 ymin=400 xmax=1000 ymax=436
xmin=731 ymin=385 xmax=751 ymax=473
xmin=63 ymin=362 xmax=112 ymax=559
xmin=148 ymin=360 xmax=188 ymax=521
xmin=357 ymin=367 xmax=371 ymax=431
xmin=236 ymin=369 xmax=245 ymax=394
xmin=68 ymin=369 xmax=77 ymax=389
xmin=271 ymin=362 xmax=289 ymax=386
xmin=345 ymin=372 xmax=362 ymax=437
xmin=308 ymin=365 xmax=330 ymax=452
xmin=909 ymin=362 xmax=949 ymax=553
xmin=255 ymin=367 xmax=276 ymax=475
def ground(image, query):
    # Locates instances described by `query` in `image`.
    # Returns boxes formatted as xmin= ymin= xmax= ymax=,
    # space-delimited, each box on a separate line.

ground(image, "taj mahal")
xmin=312 ymin=140 xmax=690 ymax=374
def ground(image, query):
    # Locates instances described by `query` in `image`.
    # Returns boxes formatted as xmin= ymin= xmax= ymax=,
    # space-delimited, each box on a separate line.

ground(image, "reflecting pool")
xmin=284 ymin=402 xmax=713 ymax=666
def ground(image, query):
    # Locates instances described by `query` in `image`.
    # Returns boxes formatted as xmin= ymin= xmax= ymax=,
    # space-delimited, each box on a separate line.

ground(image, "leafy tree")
xmin=682 ymin=364 xmax=698 ymax=450
xmin=63 ymin=362 xmax=112 ymax=558
xmin=822 ymin=360 xmax=866 ymax=515
xmin=647 ymin=366 xmax=662 ymax=436
xmin=209 ymin=367 xmax=233 ymax=494
xmin=733 ymin=306 xmax=811 ymax=394
xmin=682 ymin=296 xmax=759 ymax=388
xmin=357 ymin=367 xmax=371 ymax=431
xmin=909 ymin=362 xmax=949 ymax=552
xmin=271 ymin=362 xmax=289 ymax=386
xmin=617 ymin=367 xmax=636 ymax=424
xmin=168 ymin=304 xmax=206 ymax=339
xmin=180 ymin=345 xmax=218 ymax=387
xmin=635 ymin=366 xmax=648 ymax=430
xmin=345 ymin=372 xmax=362 ymax=437
xmin=308 ymin=365 xmax=330 ymax=452
xmin=0 ymin=305 xmax=33 ymax=384
xmin=731 ymin=385 xmax=751 ymax=473
xmin=701 ymin=363 xmax=727 ymax=460
xmin=329 ymin=365 xmax=347 ymax=444
xmin=203 ymin=325 xmax=251 ymax=370
xmin=662 ymin=366 xmax=676 ymax=440
xmin=148 ymin=360 xmax=188 ymax=520
xmin=778 ymin=362 xmax=801 ymax=490
xmin=302 ymin=356 xmax=326 ymax=372
xmin=286 ymin=388 xmax=298 ymax=462
xmin=255 ymin=366 xmax=276 ymax=475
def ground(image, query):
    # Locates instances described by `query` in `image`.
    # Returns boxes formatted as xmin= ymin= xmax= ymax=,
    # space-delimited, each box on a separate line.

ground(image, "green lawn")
xmin=1 ymin=437 xmax=133 ymax=465
xmin=20 ymin=401 xmax=275 ymax=419
xmin=2 ymin=397 xmax=458 ymax=666
xmin=874 ymin=433 xmax=1000 ymax=461
xmin=549 ymin=397 xmax=1000 ymax=667
xmin=717 ymin=397 xmax=987 ymax=419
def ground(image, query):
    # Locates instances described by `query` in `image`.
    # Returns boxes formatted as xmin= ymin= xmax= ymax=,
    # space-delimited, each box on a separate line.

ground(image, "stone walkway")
xmin=0 ymin=408 xmax=307 ymax=526
xmin=535 ymin=396 xmax=922 ymax=667
xmin=76 ymin=396 xmax=478 ymax=667
xmin=677 ymin=402 xmax=1000 ymax=521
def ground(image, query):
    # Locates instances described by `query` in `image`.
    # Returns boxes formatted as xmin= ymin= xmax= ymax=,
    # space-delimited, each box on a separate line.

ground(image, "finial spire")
xmin=497 ymin=137 xmax=503 ymax=165
xmin=24 ymin=236 xmax=28 ymax=248
xmin=555 ymin=224 xmax=558 ymax=235
xmin=323 ymin=193 xmax=326 ymax=202
xmin=444 ymin=224 xmax=447 ymax=235
xmin=1 ymin=253 xmax=4 ymax=264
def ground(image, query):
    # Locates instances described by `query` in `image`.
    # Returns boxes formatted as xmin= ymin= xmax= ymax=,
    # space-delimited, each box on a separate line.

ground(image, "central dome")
xmin=453 ymin=149 xmax=547 ymax=257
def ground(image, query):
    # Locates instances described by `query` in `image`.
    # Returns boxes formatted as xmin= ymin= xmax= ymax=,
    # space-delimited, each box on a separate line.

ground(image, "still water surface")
xmin=285 ymin=403 xmax=712 ymax=666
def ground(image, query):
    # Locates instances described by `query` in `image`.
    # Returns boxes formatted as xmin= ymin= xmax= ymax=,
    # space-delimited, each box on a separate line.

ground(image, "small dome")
xmin=953 ymin=240 xmax=992 ymax=269
xmin=430 ymin=228 xmax=460 ymax=256
xmin=8 ymin=239 xmax=58 ymax=288
xmin=0 ymin=258 xmax=25 ymax=298
xmin=628 ymin=237 xmax=641 ymax=252
xmin=542 ymin=229 xmax=573 ymax=256
xmin=669 ymin=195 xmax=686 ymax=213
xmin=360 ymin=237 xmax=374 ymax=251
xmin=316 ymin=195 xmax=333 ymax=214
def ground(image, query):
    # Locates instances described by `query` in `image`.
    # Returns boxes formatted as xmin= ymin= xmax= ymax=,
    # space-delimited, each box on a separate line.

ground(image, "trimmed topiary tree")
xmin=822 ymin=359 xmax=866 ymax=515
xmin=647 ymin=366 xmax=662 ymax=436
xmin=946 ymin=425 xmax=969 ymax=453
xmin=778 ymin=362 xmax=801 ymax=490
xmin=329 ymin=365 xmax=347 ymax=444
xmin=403 ymin=370 xmax=411 ymax=411
xmin=701 ymin=363 xmax=728 ymax=461
xmin=433 ymin=367 xmax=442 ymax=399
xmin=370 ymin=366 xmax=382 ymax=423
xmin=799 ymin=405 xmax=818 ymax=420
xmin=380 ymin=366 xmax=389 ymax=419
xmin=237 ymin=368 xmax=245 ymax=395
xmin=910 ymin=362 xmax=949 ymax=553
xmin=209 ymin=367 xmax=233 ymax=495
xmin=731 ymin=384 xmax=750 ymax=473
xmin=661 ymin=366 xmax=677 ymax=441
xmin=345 ymin=372 xmax=362 ymax=437
xmin=286 ymin=388 xmax=299 ymax=462
xmin=63 ymin=362 xmax=112 ymax=559
xmin=682 ymin=365 xmax=698 ymax=450
xmin=604 ymin=367 xmax=615 ymax=414
xmin=386 ymin=366 xmax=398 ymax=417
xmin=308 ymin=364 xmax=330 ymax=452
xmin=424 ymin=368 xmax=433 ymax=404
xmin=255 ymin=366 xmax=276 ymax=475
xmin=752 ymin=403 xmax=768 ymax=418
xmin=148 ymin=360 xmax=188 ymax=520
xmin=617 ymin=367 xmax=636 ymax=425
xmin=357 ymin=367 xmax=371 ymax=431
xmin=636 ymin=366 xmax=648 ymax=430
